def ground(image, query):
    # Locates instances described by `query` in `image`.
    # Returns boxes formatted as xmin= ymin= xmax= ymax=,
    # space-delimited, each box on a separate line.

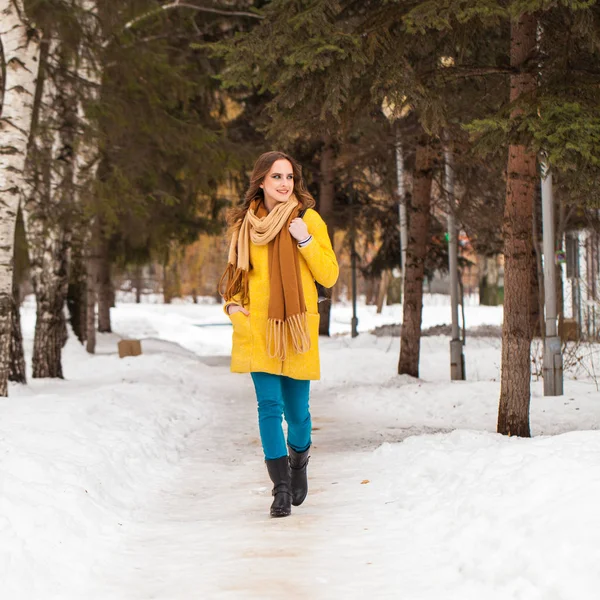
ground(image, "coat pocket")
xmin=230 ymin=311 xmax=252 ymax=357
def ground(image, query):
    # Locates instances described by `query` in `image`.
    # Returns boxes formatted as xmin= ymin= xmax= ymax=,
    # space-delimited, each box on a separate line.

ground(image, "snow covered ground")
xmin=2 ymin=296 xmax=600 ymax=599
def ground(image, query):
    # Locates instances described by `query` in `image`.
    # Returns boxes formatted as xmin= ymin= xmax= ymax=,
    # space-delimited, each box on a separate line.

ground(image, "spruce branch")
xmin=124 ymin=0 xmax=264 ymax=32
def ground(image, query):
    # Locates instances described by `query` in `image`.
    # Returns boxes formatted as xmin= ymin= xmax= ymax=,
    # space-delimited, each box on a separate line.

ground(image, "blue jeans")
xmin=250 ymin=372 xmax=312 ymax=460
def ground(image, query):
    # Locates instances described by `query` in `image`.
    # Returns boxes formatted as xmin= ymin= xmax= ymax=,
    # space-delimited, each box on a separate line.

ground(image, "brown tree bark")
xmin=30 ymin=228 xmax=71 ymax=379
xmin=85 ymin=220 xmax=102 ymax=354
xmin=376 ymin=269 xmax=390 ymax=314
xmin=398 ymin=135 xmax=433 ymax=377
xmin=27 ymin=43 xmax=77 ymax=379
xmin=85 ymin=261 xmax=98 ymax=354
xmin=133 ymin=264 xmax=143 ymax=303
xmin=0 ymin=295 xmax=11 ymax=396
xmin=97 ymin=235 xmax=112 ymax=333
xmin=9 ymin=275 xmax=26 ymax=384
xmin=497 ymin=13 xmax=537 ymax=437
xmin=9 ymin=206 xmax=28 ymax=383
xmin=67 ymin=242 xmax=87 ymax=344
xmin=318 ymin=135 xmax=336 ymax=336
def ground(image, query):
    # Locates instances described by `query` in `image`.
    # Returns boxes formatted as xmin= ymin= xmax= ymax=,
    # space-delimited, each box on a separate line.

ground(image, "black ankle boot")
xmin=265 ymin=456 xmax=292 ymax=517
xmin=288 ymin=445 xmax=310 ymax=507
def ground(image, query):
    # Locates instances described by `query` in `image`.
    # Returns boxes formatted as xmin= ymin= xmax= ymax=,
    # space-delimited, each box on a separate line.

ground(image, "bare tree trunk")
xmin=318 ymin=136 xmax=335 ymax=336
xmin=134 ymin=265 xmax=143 ymax=303
xmin=9 ymin=208 xmax=28 ymax=383
xmin=85 ymin=219 xmax=103 ymax=354
xmin=86 ymin=263 xmax=98 ymax=354
xmin=479 ymin=255 xmax=501 ymax=305
xmin=97 ymin=235 xmax=112 ymax=332
xmin=27 ymin=41 xmax=78 ymax=379
xmin=376 ymin=269 xmax=390 ymax=314
xmin=0 ymin=3 xmax=41 ymax=395
xmin=399 ymin=136 xmax=433 ymax=377
xmin=9 ymin=292 xmax=26 ymax=384
xmin=67 ymin=241 xmax=87 ymax=344
xmin=498 ymin=13 xmax=537 ymax=437
xmin=30 ymin=224 xmax=72 ymax=379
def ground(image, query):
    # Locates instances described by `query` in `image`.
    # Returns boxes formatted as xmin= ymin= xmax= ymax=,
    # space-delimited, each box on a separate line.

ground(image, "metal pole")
xmin=445 ymin=145 xmax=465 ymax=380
xmin=395 ymin=129 xmax=408 ymax=299
xmin=350 ymin=191 xmax=359 ymax=337
xmin=541 ymin=162 xmax=563 ymax=395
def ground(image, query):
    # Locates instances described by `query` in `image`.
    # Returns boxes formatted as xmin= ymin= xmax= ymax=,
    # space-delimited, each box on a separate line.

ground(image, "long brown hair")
xmin=227 ymin=151 xmax=316 ymax=226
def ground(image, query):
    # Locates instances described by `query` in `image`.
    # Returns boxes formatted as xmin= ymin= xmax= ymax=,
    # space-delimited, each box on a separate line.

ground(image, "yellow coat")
xmin=225 ymin=208 xmax=339 ymax=380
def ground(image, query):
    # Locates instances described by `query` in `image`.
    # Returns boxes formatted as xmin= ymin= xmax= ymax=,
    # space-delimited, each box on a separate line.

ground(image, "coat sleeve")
xmin=298 ymin=209 xmax=339 ymax=288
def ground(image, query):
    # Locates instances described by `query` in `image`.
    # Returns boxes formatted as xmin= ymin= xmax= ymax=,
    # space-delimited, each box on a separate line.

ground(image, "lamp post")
xmin=350 ymin=189 xmax=359 ymax=337
xmin=382 ymin=98 xmax=410 ymax=297
xmin=444 ymin=144 xmax=465 ymax=380
xmin=540 ymin=159 xmax=563 ymax=395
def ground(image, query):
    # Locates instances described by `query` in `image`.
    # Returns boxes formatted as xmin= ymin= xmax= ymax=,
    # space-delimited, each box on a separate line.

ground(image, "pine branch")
xmin=124 ymin=0 xmax=264 ymax=32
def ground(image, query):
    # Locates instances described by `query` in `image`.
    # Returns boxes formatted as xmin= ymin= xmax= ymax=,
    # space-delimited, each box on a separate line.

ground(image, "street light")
xmin=350 ymin=189 xmax=359 ymax=338
xmin=382 ymin=96 xmax=411 ymax=299
xmin=444 ymin=144 xmax=465 ymax=380
xmin=540 ymin=159 xmax=563 ymax=395
xmin=438 ymin=55 xmax=465 ymax=380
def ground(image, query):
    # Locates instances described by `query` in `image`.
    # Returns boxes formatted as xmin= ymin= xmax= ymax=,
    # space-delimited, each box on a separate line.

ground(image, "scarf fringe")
xmin=266 ymin=313 xmax=311 ymax=361
xmin=287 ymin=312 xmax=311 ymax=354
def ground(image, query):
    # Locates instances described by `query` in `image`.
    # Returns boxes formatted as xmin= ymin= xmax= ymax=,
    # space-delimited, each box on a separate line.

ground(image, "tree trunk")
xmin=0 ymin=3 xmax=41 ymax=395
xmin=498 ymin=13 xmax=537 ymax=438
xmin=97 ymin=235 xmax=112 ymax=333
xmin=67 ymin=242 xmax=88 ymax=344
xmin=134 ymin=265 xmax=143 ymax=303
xmin=30 ymin=224 xmax=71 ymax=379
xmin=318 ymin=136 xmax=336 ymax=336
xmin=376 ymin=270 xmax=390 ymax=314
xmin=479 ymin=255 xmax=501 ymax=305
xmin=9 ymin=290 xmax=26 ymax=384
xmin=86 ymin=260 xmax=98 ymax=354
xmin=398 ymin=135 xmax=433 ymax=377
xmin=9 ymin=208 xmax=28 ymax=383
xmin=85 ymin=219 xmax=104 ymax=354
xmin=26 ymin=41 xmax=78 ymax=379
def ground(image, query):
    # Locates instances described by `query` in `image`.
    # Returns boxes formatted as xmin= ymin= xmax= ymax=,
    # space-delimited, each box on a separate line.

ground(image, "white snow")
xmin=2 ymin=296 xmax=600 ymax=599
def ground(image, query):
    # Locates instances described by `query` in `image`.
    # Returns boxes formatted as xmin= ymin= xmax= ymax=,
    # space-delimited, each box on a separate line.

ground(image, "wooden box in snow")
xmin=118 ymin=339 xmax=142 ymax=358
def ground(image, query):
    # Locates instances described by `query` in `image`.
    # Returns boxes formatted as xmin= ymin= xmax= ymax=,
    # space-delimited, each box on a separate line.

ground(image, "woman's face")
xmin=260 ymin=159 xmax=294 ymax=207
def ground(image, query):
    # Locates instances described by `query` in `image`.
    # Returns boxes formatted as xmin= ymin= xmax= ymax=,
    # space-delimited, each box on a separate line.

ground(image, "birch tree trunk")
xmin=9 ymin=282 xmax=26 ymax=383
xmin=9 ymin=205 xmax=28 ymax=383
xmin=27 ymin=0 xmax=102 ymax=367
xmin=85 ymin=217 xmax=102 ymax=354
xmin=398 ymin=135 xmax=434 ymax=377
xmin=26 ymin=39 xmax=78 ymax=379
xmin=0 ymin=2 xmax=41 ymax=394
xmin=76 ymin=0 xmax=103 ymax=351
xmin=67 ymin=236 xmax=87 ymax=344
xmin=497 ymin=13 xmax=537 ymax=437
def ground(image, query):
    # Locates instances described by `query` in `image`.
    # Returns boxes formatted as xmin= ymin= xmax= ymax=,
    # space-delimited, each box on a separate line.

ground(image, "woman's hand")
xmin=289 ymin=217 xmax=309 ymax=242
xmin=227 ymin=304 xmax=249 ymax=316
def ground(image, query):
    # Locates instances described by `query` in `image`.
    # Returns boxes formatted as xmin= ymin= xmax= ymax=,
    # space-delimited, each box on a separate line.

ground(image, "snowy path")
xmin=5 ymin=300 xmax=600 ymax=599
xmin=87 ymin=356 xmax=426 ymax=600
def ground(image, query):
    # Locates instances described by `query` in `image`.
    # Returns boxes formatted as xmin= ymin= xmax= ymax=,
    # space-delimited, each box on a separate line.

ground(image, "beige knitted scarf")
xmin=219 ymin=195 xmax=310 ymax=360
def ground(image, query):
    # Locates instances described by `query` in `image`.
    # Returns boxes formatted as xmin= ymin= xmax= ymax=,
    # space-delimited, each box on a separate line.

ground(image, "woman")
xmin=219 ymin=151 xmax=339 ymax=518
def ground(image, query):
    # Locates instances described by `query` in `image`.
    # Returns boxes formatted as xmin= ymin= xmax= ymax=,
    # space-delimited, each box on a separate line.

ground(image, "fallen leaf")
xmin=361 ymin=479 xmax=370 ymax=485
